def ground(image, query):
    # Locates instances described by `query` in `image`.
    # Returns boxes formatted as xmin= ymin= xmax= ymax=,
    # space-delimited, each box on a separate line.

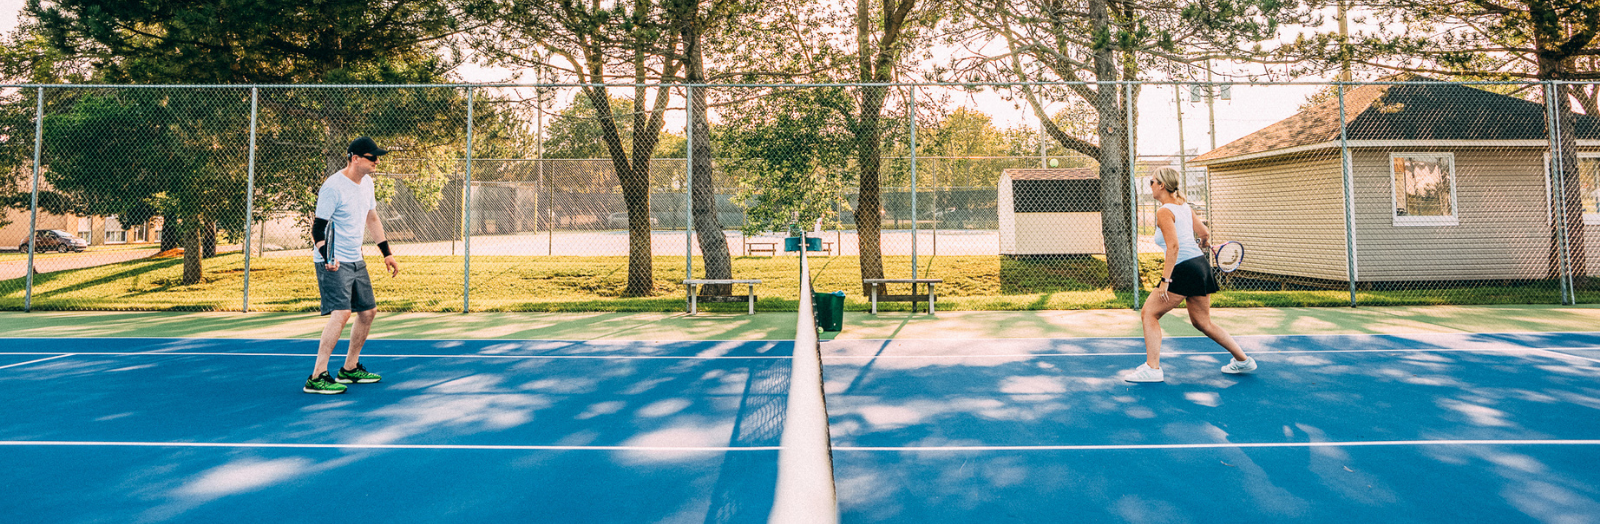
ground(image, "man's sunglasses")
xmin=358 ymin=153 xmax=380 ymax=163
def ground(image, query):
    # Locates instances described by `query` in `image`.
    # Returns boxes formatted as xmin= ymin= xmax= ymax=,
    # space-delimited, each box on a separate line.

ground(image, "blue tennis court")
xmin=3 ymin=332 xmax=1600 ymax=523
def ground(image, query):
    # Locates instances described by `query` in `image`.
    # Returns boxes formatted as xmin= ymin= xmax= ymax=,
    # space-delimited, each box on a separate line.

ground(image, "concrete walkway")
xmin=4 ymin=304 xmax=1597 ymax=341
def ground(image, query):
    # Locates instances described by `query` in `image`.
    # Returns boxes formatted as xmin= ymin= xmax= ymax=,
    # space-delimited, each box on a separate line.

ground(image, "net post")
xmin=242 ymin=87 xmax=259 ymax=313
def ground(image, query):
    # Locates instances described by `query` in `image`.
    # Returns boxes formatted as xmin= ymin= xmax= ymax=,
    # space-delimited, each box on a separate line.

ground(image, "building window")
xmin=105 ymin=215 xmax=126 ymax=244
xmin=77 ymin=217 xmax=91 ymax=241
xmin=1390 ymin=153 xmax=1459 ymax=226
xmin=1580 ymin=155 xmax=1600 ymax=225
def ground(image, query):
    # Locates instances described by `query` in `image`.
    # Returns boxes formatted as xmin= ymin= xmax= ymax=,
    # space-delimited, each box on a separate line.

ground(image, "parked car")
xmin=20 ymin=229 xmax=89 ymax=253
xmin=605 ymin=212 xmax=658 ymax=229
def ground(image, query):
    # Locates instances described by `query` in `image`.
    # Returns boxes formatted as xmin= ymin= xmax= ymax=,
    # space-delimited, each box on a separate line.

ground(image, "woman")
xmin=1125 ymin=167 xmax=1256 ymax=383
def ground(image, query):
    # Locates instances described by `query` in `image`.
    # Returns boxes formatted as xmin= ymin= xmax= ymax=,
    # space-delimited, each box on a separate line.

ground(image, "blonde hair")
xmin=1150 ymin=166 xmax=1187 ymax=203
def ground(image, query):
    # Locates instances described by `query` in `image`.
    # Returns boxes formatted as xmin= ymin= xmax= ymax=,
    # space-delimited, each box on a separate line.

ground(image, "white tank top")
xmin=1154 ymin=202 xmax=1204 ymax=262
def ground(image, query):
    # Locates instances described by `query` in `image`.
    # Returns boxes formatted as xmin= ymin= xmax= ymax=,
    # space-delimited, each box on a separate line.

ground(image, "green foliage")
xmin=27 ymin=0 xmax=481 ymax=84
xmin=717 ymin=87 xmax=856 ymax=234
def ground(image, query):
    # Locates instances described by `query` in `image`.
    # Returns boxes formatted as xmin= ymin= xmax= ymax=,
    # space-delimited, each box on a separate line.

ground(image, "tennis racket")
xmin=1212 ymin=241 xmax=1243 ymax=273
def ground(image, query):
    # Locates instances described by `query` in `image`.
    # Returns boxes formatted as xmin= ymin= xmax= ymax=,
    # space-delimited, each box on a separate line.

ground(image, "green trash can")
xmin=813 ymin=291 xmax=845 ymax=332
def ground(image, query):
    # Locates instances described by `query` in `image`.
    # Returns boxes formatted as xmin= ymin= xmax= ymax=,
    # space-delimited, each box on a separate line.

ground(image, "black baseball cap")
xmin=347 ymin=136 xmax=389 ymax=157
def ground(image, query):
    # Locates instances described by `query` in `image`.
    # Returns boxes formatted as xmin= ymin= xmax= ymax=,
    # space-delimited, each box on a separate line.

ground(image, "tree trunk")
xmin=582 ymin=85 xmax=656 ymax=298
xmin=1089 ymin=0 xmax=1140 ymax=294
xmin=161 ymin=224 xmax=180 ymax=251
xmin=180 ymin=220 xmax=203 ymax=285
xmin=682 ymin=12 xmax=733 ymax=296
xmin=202 ymin=220 xmax=218 ymax=258
xmin=854 ymin=86 xmax=888 ymax=295
xmin=1095 ymin=87 xmax=1139 ymax=293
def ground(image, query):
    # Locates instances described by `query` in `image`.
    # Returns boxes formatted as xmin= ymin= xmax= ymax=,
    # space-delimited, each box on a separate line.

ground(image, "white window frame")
xmin=1543 ymin=152 xmax=1600 ymax=226
xmin=77 ymin=217 xmax=91 ymax=241
xmin=104 ymin=215 xmax=126 ymax=244
xmin=1389 ymin=152 xmax=1460 ymax=226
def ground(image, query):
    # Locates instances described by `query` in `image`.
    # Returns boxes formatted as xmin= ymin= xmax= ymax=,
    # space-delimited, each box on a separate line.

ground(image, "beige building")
xmin=1192 ymin=76 xmax=1600 ymax=285
xmin=1 ymin=208 xmax=163 ymax=250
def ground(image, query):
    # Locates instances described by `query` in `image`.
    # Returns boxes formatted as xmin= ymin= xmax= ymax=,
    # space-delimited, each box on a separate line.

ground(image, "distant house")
xmin=1191 ymin=76 xmax=1600 ymax=285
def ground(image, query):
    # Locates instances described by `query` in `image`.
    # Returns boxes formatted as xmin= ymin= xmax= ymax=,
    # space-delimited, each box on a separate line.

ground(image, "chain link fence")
xmin=1 ymin=80 xmax=1593 ymax=312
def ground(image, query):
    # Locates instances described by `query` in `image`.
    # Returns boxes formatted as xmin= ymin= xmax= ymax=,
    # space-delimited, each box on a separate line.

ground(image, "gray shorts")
xmin=315 ymin=261 xmax=376 ymax=315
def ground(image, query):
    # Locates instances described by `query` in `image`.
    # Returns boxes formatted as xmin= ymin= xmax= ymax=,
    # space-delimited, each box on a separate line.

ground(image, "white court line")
xmin=819 ymin=346 xmax=1600 ymax=359
xmin=1528 ymin=349 xmax=1600 ymax=365
xmin=833 ymin=439 xmax=1600 ymax=452
xmin=9 ymin=438 xmax=1591 ymax=453
xmin=0 ymin=354 xmax=74 ymax=370
xmin=125 ymin=351 xmax=787 ymax=360
xmin=5 ymin=331 xmax=1599 ymax=344
xmin=0 ymin=440 xmax=779 ymax=452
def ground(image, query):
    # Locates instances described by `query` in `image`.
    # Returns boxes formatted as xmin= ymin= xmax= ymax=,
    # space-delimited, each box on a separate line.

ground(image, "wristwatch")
xmin=1160 ymin=277 xmax=1173 ymax=284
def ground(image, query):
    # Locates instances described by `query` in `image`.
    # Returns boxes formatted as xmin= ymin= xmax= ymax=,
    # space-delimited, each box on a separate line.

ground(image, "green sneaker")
xmin=303 ymin=372 xmax=347 ymax=394
xmin=336 ymin=362 xmax=382 ymax=384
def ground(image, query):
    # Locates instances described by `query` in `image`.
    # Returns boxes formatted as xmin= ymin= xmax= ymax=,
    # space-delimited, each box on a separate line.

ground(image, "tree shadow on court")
xmin=0 ymin=339 xmax=794 ymax=523
xmin=820 ymin=333 xmax=1600 ymax=523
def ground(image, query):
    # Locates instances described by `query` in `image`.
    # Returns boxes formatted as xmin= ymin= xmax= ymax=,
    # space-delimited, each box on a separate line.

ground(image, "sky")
xmin=0 ymin=1 xmax=1337 ymax=157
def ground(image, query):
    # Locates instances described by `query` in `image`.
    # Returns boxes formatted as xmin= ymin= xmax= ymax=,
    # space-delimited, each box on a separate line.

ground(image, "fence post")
xmin=23 ymin=87 xmax=43 ymax=312
xmin=463 ymin=86 xmax=476 ymax=314
xmin=1546 ymin=81 xmax=1576 ymax=305
xmin=685 ymin=84 xmax=695 ymax=281
xmin=909 ymin=85 xmax=919 ymax=279
xmin=242 ymin=87 xmax=259 ymax=313
xmin=1338 ymin=82 xmax=1359 ymax=307
xmin=1127 ymin=82 xmax=1142 ymax=310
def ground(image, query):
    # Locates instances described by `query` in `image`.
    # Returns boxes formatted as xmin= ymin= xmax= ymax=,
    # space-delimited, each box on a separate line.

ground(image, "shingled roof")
xmin=1192 ymin=75 xmax=1600 ymax=165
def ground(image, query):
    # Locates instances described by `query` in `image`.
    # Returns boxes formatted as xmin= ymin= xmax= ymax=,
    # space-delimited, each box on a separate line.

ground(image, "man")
xmin=304 ymin=136 xmax=401 ymax=394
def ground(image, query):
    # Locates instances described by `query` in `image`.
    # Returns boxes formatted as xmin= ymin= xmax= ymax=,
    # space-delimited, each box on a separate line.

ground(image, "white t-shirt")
xmin=313 ymin=169 xmax=377 ymax=263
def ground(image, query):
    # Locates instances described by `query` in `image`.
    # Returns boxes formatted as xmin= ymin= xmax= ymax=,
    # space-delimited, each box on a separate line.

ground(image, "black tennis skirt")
xmin=1168 ymin=255 xmax=1220 ymax=297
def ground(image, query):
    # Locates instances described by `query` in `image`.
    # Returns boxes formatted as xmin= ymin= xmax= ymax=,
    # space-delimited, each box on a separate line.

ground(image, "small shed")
xmin=1191 ymin=75 xmax=1600 ymax=284
xmin=998 ymin=168 xmax=1103 ymax=256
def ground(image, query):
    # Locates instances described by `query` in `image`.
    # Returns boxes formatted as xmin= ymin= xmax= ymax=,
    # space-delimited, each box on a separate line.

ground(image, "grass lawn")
xmin=0 ymin=252 xmax=1586 ymax=312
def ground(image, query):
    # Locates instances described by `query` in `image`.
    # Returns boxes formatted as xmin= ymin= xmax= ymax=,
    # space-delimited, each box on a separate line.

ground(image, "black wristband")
xmin=378 ymin=241 xmax=392 ymax=257
xmin=312 ymin=218 xmax=330 ymax=259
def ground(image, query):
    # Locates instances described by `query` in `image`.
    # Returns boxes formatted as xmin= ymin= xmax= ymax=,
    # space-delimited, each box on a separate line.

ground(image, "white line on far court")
xmin=820 ymin=346 xmax=1600 ymax=359
xmin=5 ymin=439 xmax=1595 ymax=453
xmin=0 ymin=440 xmax=780 ymax=452
xmin=3 ymin=346 xmax=1597 ymax=361
xmin=834 ymin=439 xmax=1600 ymax=452
xmin=0 ymin=354 xmax=74 ymax=370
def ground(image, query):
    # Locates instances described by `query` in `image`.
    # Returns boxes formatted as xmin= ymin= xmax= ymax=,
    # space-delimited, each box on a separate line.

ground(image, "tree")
xmin=24 ymin=0 xmax=480 ymax=284
xmin=1282 ymin=0 xmax=1600 ymax=281
xmin=717 ymin=86 xmax=856 ymax=235
xmin=474 ymin=0 xmax=686 ymax=296
xmin=943 ymin=0 xmax=1298 ymax=295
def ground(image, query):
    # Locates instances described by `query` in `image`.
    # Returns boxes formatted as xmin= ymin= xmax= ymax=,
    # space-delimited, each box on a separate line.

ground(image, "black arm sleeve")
xmin=312 ymin=218 xmax=330 ymax=260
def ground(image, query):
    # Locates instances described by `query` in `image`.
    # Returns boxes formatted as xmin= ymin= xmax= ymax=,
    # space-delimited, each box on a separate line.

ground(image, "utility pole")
xmin=1338 ymin=0 xmax=1353 ymax=82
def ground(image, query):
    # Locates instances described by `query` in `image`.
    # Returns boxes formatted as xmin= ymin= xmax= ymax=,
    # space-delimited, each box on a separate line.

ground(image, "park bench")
xmin=684 ymin=279 xmax=762 ymax=315
xmin=863 ymin=278 xmax=943 ymax=314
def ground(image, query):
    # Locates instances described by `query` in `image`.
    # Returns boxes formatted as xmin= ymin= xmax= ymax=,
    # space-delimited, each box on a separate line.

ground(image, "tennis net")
xmin=768 ymin=243 xmax=840 ymax=524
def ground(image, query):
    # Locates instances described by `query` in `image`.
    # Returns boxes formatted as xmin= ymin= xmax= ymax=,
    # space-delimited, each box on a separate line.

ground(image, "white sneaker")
xmin=1221 ymin=357 xmax=1257 ymax=374
xmin=1124 ymin=363 xmax=1165 ymax=383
